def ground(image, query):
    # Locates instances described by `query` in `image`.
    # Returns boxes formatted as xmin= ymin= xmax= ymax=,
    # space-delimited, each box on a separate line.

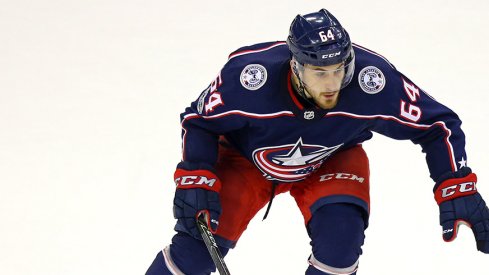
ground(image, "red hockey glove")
xmin=435 ymin=173 xmax=489 ymax=253
xmin=173 ymin=167 xmax=222 ymax=239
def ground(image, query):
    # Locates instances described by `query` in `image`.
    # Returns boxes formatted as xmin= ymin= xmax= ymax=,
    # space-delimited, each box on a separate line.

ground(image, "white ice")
xmin=1 ymin=0 xmax=488 ymax=274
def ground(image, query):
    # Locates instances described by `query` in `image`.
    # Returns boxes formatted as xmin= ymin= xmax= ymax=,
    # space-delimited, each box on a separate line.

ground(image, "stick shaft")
xmin=196 ymin=215 xmax=231 ymax=275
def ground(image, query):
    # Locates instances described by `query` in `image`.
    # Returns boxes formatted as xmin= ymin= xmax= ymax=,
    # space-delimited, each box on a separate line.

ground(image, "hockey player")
xmin=147 ymin=9 xmax=489 ymax=275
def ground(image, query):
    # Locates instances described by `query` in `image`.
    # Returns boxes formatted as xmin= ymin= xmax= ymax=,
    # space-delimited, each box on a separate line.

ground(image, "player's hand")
xmin=173 ymin=188 xmax=221 ymax=236
xmin=435 ymin=173 xmax=489 ymax=253
xmin=172 ymin=167 xmax=222 ymax=238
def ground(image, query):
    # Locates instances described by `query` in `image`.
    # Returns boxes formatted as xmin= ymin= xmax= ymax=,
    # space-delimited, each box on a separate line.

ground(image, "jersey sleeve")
xmin=370 ymin=68 xmax=470 ymax=183
xmin=178 ymin=63 xmax=247 ymax=171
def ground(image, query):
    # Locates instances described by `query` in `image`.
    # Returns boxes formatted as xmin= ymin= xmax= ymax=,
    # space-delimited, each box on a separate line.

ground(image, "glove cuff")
xmin=434 ymin=173 xmax=477 ymax=205
xmin=174 ymin=168 xmax=222 ymax=192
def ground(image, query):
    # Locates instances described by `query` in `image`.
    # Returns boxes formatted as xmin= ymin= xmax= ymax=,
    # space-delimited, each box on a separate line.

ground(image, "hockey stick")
xmin=196 ymin=213 xmax=231 ymax=275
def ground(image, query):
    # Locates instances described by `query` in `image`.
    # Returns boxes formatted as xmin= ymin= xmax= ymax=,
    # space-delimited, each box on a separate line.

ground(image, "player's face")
xmin=298 ymin=62 xmax=345 ymax=109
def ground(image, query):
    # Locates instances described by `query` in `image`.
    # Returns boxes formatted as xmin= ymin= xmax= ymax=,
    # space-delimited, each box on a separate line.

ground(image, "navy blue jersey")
xmin=180 ymin=41 xmax=468 ymax=184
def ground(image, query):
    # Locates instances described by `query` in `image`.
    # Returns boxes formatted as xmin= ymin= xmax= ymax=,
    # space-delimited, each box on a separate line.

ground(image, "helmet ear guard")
xmin=290 ymin=58 xmax=302 ymax=77
xmin=290 ymin=58 xmax=313 ymax=101
xmin=340 ymin=48 xmax=355 ymax=90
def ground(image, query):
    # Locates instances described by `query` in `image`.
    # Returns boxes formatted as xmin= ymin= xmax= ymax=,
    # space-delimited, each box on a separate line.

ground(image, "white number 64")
xmin=319 ymin=30 xmax=335 ymax=42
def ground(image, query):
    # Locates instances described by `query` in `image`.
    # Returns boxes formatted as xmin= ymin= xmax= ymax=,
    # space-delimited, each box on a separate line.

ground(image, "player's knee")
xmin=146 ymin=232 xmax=230 ymax=275
xmin=306 ymin=203 xmax=366 ymax=274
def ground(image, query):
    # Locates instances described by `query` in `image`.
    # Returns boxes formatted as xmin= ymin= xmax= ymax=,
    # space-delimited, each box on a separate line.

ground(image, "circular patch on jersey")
xmin=240 ymin=64 xmax=267 ymax=90
xmin=358 ymin=66 xmax=386 ymax=94
xmin=196 ymin=86 xmax=210 ymax=114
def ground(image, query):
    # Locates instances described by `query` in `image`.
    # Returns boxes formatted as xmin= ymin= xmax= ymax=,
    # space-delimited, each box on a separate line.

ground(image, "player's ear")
xmin=290 ymin=58 xmax=300 ymax=77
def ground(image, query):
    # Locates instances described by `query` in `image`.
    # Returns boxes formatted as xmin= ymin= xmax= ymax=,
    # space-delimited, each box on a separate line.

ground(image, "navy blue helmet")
xmin=287 ymin=9 xmax=355 ymax=89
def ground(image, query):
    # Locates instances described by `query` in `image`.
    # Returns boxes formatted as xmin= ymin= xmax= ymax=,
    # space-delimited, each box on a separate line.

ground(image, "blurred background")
xmin=1 ymin=0 xmax=488 ymax=274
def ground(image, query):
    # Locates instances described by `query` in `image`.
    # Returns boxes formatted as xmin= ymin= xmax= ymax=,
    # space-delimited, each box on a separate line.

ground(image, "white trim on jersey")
xmin=353 ymin=43 xmax=396 ymax=69
xmin=181 ymin=109 xmax=458 ymax=172
xmin=183 ymin=110 xmax=294 ymax=120
xmin=181 ymin=127 xmax=188 ymax=162
xmin=326 ymin=111 xmax=458 ymax=172
xmin=228 ymin=42 xmax=287 ymax=61
xmin=181 ymin=110 xmax=294 ymax=160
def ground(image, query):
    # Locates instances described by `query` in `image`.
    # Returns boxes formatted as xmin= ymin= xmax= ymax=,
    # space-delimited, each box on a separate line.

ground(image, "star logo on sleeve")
xmin=458 ymin=157 xmax=467 ymax=169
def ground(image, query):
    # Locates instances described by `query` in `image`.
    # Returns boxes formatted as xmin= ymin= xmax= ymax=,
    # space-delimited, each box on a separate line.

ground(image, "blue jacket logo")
xmin=252 ymin=138 xmax=343 ymax=182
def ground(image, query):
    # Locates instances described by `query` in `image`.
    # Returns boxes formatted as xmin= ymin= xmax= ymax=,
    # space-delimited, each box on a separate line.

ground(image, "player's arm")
xmin=370 ymin=68 xmax=489 ymax=253
xmin=173 ymin=68 xmax=247 ymax=239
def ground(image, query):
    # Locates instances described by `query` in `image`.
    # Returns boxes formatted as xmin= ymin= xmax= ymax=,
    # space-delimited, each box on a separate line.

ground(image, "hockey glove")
xmin=434 ymin=173 xmax=489 ymax=253
xmin=173 ymin=167 xmax=222 ymax=239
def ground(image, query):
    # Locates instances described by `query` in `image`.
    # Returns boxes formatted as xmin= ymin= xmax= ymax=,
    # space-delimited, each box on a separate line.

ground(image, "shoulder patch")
xmin=358 ymin=66 xmax=386 ymax=94
xmin=240 ymin=64 xmax=267 ymax=90
xmin=197 ymin=86 xmax=210 ymax=114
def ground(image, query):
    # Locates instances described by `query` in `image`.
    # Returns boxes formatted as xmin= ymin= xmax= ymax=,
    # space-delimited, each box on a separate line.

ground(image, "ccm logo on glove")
xmin=174 ymin=168 xmax=222 ymax=192
xmin=435 ymin=173 xmax=477 ymax=204
xmin=176 ymin=176 xmax=216 ymax=187
xmin=441 ymin=182 xmax=476 ymax=198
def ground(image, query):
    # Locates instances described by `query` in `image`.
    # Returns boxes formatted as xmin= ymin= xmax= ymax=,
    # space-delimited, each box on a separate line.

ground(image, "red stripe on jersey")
xmin=228 ymin=42 xmax=287 ymax=60
xmin=325 ymin=112 xmax=457 ymax=172
xmin=352 ymin=43 xmax=395 ymax=69
xmin=182 ymin=111 xmax=294 ymax=121
xmin=180 ymin=111 xmax=295 ymax=161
